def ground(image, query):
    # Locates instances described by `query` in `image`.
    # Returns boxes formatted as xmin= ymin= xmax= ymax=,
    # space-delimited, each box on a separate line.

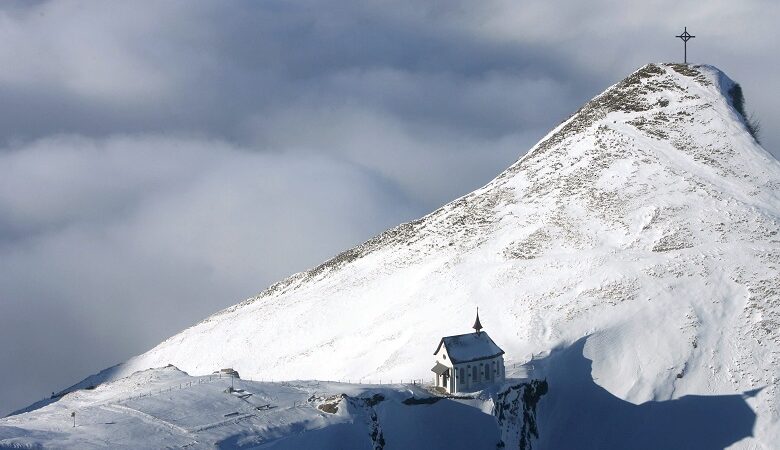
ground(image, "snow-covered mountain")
xmin=4 ymin=63 xmax=779 ymax=448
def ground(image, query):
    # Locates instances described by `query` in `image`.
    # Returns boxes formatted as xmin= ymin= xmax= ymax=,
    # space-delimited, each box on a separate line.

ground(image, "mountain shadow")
xmin=534 ymin=338 xmax=757 ymax=450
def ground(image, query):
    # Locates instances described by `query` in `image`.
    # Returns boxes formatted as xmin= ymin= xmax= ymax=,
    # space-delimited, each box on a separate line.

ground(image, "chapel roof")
xmin=434 ymin=331 xmax=504 ymax=364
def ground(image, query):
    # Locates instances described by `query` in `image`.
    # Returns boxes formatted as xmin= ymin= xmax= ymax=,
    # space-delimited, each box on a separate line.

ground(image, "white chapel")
xmin=431 ymin=309 xmax=505 ymax=393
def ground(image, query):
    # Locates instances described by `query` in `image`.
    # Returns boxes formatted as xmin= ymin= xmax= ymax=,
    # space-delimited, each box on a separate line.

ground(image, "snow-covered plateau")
xmin=2 ymin=63 xmax=779 ymax=449
xmin=1 ymin=365 xmax=548 ymax=449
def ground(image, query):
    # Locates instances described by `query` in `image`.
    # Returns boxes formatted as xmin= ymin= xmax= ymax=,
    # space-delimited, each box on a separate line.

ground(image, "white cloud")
xmin=0 ymin=134 xmax=418 ymax=413
xmin=0 ymin=1 xmax=182 ymax=104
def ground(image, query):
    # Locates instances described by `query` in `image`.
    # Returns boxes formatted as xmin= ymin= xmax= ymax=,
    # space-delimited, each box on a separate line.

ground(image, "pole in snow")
xmin=71 ymin=411 xmax=76 ymax=427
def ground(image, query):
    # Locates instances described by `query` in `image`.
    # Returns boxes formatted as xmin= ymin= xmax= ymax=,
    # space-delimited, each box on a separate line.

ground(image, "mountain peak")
xmin=501 ymin=62 xmax=775 ymax=207
xmin=518 ymin=63 xmax=754 ymax=168
xmin=37 ymin=63 xmax=780 ymax=446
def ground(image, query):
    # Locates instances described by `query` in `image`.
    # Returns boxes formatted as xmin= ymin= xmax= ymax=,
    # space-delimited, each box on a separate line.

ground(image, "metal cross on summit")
xmin=675 ymin=27 xmax=696 ymax=64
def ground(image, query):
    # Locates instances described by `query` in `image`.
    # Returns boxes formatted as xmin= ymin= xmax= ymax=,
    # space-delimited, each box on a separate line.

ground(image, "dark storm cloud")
xmin=0 ymin=0 xmax=777 ymax=415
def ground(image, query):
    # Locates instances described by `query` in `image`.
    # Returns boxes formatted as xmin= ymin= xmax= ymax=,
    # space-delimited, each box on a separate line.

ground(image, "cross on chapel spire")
xmin=473 ymin=307 xmax=483 ymax=334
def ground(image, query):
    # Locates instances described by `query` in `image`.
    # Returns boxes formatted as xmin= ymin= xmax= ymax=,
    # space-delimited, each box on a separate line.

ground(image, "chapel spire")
xmin=472 ymin=307 xmax=483 ymax=334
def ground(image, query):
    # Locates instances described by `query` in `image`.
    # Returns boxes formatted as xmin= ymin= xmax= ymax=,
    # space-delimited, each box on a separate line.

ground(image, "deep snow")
xmin=0 ymin=365 xmax=517 ymax=449
xmin=3 ymin=63 xmax=779 ymax=448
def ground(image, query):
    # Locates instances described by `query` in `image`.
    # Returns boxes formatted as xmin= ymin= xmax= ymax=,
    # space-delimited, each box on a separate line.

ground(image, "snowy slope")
xmin=8 ymin=63 xmax=780 ymax=448
xmin=0 ymin=366 xmax=524 ymax=449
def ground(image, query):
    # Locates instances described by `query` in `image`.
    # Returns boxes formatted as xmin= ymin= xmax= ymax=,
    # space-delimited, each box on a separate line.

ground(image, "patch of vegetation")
xmin=627 ymin=116 xmax=669 ymax=140
xmin=365 ymin=393 xmax=385 ymax=407
xmin=667 ymin=63 xmax=699 ymax=78
xmin=728 ymin=83 xmax=761 ymax=142
xmin=318 ymin=402 xmax=339 ymax=414
xmin=519 ymin=64 xmax=668 ymax=167
xmin=665 ymin=64 xmax=712 ymax=86
xmin=344 ymin=394 xmax=386 ymax=450
xmin=652 ymin=229 xmax=694 ymax=253
xmin=521 ymin=380 xmax=548 ymax=438
xmin=504 ymin=229 xmax=551 ymax=260
xmin=313 ymin=393 xmax=346 ymax=414
xmin=622 ymin=63 xmax=665 ymax=86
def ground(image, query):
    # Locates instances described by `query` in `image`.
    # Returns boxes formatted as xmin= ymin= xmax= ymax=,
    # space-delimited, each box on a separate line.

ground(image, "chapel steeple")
xmin=472 ymin=307 xmax=483 ymax=335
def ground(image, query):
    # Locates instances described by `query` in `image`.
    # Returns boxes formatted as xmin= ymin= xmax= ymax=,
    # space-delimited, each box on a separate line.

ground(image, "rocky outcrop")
xmin=494 ymin=380 xmax=548 ymax=450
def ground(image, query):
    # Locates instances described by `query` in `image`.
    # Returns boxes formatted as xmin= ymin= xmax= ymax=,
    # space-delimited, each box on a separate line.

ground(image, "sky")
xmin=0 ymin=0 xmax=777 ymax=416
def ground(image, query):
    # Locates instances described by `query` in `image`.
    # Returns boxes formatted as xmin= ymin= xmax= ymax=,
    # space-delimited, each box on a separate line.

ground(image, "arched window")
xmin=472 ymin=365 xmax=478 ymax=381
xmin=459 ymin=367 xmax=464 ymax=383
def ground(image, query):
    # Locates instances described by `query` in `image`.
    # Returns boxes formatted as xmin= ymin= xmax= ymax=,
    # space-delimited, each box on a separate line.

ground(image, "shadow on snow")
xmin=535 ymin=337 xmax=758 ymax=450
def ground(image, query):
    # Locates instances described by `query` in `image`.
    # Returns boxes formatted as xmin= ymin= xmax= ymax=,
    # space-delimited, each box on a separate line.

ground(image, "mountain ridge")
xmin=15 ymin=62 xmax=780 ymax=447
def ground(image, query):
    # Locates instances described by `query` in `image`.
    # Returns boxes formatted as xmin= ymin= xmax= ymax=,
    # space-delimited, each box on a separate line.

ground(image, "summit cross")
xmin=675 ymin=27 xmax=696 ymax=64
